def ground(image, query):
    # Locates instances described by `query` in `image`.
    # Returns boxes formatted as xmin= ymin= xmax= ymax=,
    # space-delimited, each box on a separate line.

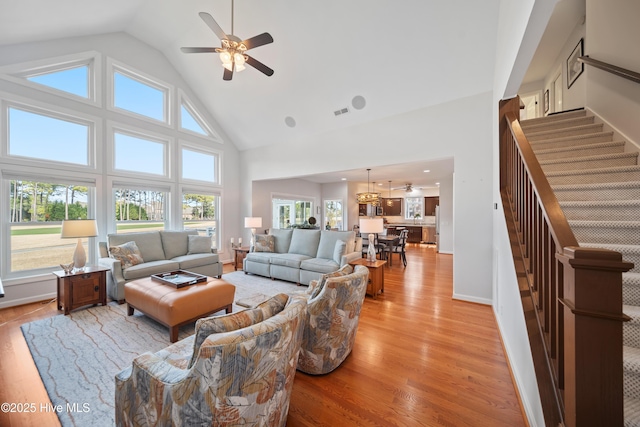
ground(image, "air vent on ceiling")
xmin=334 ymin=107 xmax=349 ymax=116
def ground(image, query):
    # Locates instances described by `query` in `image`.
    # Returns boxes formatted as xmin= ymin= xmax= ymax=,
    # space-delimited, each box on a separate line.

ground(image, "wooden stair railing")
xmin=499 ymin=97 xmax=633 ymax=427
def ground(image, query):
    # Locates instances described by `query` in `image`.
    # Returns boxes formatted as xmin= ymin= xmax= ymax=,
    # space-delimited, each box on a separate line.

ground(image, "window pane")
xmin=114 ymin=188 xmax=166 ymax=233
xmin=9 ymin=107 xmax=89 ymax=165
xmin=181 ymin=105 xmax=207 ymax=135
xmin=27 ymin=65 xmax=88 ymax=98
xmin=182 ymin=148 xmax=216 ymax=182
xmin=183 ymin=193 xmax=218 ymax=249
xmin=10 ymin=180 xmax=92 ymax=272
xmin=114 ymin=132 xmax=165 ymax=175
xmin=114 ymin=71 xmax=165 ymax=121
xmin=405 ymin=197 xmax=423 ymax=220
xmin=272 ymin=198 xmax=314 ymax=229
xmin=324 ymin=200 xmax=343 ymax=230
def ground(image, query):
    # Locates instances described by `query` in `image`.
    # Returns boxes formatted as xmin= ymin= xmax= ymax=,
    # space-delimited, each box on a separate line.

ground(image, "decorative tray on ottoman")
xmin=151 ymin=270 xmax=208 ymax=288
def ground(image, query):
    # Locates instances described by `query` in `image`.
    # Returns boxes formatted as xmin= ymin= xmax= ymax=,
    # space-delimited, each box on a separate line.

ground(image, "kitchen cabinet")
xmin=407 ymin=226 xmax=422 ymax=243
xmin=381 ymin=198 xmax=402 ymax=216
xmin=424 ymin=197 xmax=439 ymax=216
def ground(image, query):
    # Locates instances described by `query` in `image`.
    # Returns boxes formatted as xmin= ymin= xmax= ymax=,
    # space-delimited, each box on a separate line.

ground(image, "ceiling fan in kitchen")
xmin=180 ymin=0 xmax=274 ymax=81
xmin=391 ymin=183 xmax=414 ymax=192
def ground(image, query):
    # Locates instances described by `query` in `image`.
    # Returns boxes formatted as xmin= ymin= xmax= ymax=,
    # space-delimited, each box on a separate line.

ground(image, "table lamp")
xmin=61 ymin=219 xmax=98 ymax=270
xmin=359 ymin=218 xmax=383 ymax=262
xmin=244 ymin=217 xmax=262 ymax=248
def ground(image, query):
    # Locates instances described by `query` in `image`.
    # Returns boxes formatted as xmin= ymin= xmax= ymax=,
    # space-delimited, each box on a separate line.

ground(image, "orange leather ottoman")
xmin=124 ymin=276 xmax=235 ymax=342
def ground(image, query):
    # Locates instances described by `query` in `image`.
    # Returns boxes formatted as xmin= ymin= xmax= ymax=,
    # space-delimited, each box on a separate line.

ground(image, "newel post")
xmin=557 ymin=246 xmax=633 ymax=427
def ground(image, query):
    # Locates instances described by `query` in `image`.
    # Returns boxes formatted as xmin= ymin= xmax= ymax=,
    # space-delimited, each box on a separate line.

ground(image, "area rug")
xmin=21 ymin=272 xmax=303 ymax=427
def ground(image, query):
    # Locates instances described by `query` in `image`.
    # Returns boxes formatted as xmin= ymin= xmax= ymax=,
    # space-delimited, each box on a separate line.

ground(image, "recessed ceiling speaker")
xmin=351 ymin=95 xmax=366 ymax=110
xmin=284 ymin=116 xmax=296 ymax=128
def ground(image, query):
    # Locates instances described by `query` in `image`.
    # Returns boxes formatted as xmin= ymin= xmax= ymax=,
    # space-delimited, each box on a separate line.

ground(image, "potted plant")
xmin=414 ymin=213 xmax=421 ymax=224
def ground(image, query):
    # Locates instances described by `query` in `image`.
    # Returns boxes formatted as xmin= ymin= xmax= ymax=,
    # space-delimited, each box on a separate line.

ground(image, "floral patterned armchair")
xmin=297 ymin=264 xmax=369 ymax=375
xmin=115 ymin=293 xmax=307 ymax=427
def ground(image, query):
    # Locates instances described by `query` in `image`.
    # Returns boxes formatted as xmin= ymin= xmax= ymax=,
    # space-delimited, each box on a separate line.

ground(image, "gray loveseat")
xmin=243 ymin=229 xmax=362 ymax=285
xmin=98 ymin=230 xmax=223 ymax=303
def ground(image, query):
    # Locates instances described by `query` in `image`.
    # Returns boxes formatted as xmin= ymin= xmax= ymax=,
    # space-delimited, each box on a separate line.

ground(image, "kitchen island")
xmin=386 ymin=222 xmax=436 ymax=244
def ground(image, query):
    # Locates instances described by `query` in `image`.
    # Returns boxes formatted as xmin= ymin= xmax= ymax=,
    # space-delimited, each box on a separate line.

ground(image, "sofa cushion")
xmin=172 ymin=253 xmax=219 ymax=270
xmin=189 ymin=307 xmax=265 ymax=368
xmin=122 ymin=260 xmax=180 ymax=281
xmin=270 ymin=253 xmax=311 ymax=269
xmin=159 ymin=230 xmax=197 ymax=259
xmin=245 ymin=252 xmax=273 ymax=265
xmin=109 ymin=241 xmax=144 ymax=269
xmin=254 ymin=234 xmax=275 ymax=252
xmin=316 ymin=230 xmax=355 ymax=260
xmin=300 ymin=257 xmax=340 ymax=274
xmin=108 ymin=231 xmax=166 ymax=262
xmin=269 ymin=228 xmax=293 ymax=253
xmin=187 ymin=235 xmax=211 ymax=254
xmin=288 ymin=229 xmax=321 ymax=257
xmin=333 ymin=240 xmax=347 ymax=264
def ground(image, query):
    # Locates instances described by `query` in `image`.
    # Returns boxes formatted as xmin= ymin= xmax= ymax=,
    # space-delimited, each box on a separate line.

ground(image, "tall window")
xmin=113 ymin=187 xmax=166 ymax=233
xmin=405 ymin=197 xmax=424 ymax=220
xmin=324 ymin=200 xmax=343 ymax=230
xmin=182 ymin=192 xmax=219 ymax=248
xmin=9 ymin=179 xmax=94 ymax=273
xmin=272 ymin=198 xmax=314 ymax=229
xmin=8 ymin=106 xmax=91 ymax=166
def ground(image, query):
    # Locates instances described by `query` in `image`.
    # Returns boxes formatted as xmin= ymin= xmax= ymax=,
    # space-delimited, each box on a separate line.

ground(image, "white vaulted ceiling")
xmin=0 ymin=0 xmax=502 ymax=154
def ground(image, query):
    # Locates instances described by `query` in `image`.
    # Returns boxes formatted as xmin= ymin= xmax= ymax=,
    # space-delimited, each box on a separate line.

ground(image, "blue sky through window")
xmin=181 ymin=105 xmax=207 ymax=135
xmin=114 ymin=132 xmax=165 ymax=175
xmin=27 ymin=66 xmax=88 ymax=98
xmin=114 ymin=71 xmax=165 ymax=121
xmin=182 ymin=148 xmax=215 ymax=182
xmin=9 ymin=108 xmax=88 ymax=165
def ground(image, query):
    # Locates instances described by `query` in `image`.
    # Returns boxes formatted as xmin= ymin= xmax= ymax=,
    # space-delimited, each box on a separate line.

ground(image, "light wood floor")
xmin=0 ymin=244 xmax=526 ymax=426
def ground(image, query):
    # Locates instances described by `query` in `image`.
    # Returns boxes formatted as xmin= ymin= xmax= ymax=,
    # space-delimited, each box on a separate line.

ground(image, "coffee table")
xmin=125 ymin=276 xmax=235 ymax=342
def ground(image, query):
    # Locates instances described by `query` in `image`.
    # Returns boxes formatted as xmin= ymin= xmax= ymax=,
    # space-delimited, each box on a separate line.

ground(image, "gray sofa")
xmin=243 ymin=229 xmax=362 ymax=285
xmin=98 ymin=230 xmax=223 ymax=303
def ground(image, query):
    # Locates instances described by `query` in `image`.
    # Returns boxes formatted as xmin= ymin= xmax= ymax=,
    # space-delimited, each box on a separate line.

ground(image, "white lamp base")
xmin=73 ymin=238 xmax=87 ymax=269
xmin=367 ymin=233 xmax=377 ymax=262
xmin=249 ymin=228 xmax=256 ymax=248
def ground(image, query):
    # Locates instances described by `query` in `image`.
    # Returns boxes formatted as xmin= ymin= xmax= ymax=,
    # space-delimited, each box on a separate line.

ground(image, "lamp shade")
xmin=60 ymin=219 xmax=98 ymax=238
xmin=359 ymin=218 xmax=384 ymax=234
xmin=244 ymin=217 xmax=262 ymax=228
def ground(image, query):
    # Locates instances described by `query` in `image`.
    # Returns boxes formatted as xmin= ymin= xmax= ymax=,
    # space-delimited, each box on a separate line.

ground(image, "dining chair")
xmin=384 ymin=229 xmax=408 ymax=267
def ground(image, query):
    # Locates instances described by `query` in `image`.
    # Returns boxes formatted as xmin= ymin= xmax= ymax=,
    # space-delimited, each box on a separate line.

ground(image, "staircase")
xmin=520 ymin=109 xmax=640 ymax=426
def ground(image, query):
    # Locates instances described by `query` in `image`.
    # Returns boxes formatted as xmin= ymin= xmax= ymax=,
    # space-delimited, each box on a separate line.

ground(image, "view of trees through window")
xmin=272 ymin=198 xmax=314 ymax=229
xmin=114 ymin=188 xmax=166 ymax=233
xmin=182 ymin=193 xmax=218 ymax=248
xmin=324 ymin=200 xmax=343 ymax=230
xmin=9 ymin=180 xmax=92 ymax=272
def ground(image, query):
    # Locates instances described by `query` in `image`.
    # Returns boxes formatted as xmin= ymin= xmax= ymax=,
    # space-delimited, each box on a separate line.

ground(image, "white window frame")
xmin=405 ymin=196 xmax=424 ymax=220
xmin=180 ymin=185 xmax=222 ymax=250
xmin=1 ymin=94 xmax=99 ymax=172
xmin=178 ymin=90 xmax=221 ymax=142
xmin=0 ymin=51 xmax=101 ymax=107
xmin=108 ymin=177 xmax=173 ymax=235
xmin=106 ymin=57 xmax=172 ymax=127
xmin=179 ymin=141 xmax=222 ymax=186
xmin=107 ymin=122 xmax=172 ymax=180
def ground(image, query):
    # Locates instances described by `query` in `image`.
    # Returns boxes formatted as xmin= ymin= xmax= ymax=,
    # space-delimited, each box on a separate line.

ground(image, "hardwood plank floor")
xmin=0 ymin=244 xmax=526 ymax=426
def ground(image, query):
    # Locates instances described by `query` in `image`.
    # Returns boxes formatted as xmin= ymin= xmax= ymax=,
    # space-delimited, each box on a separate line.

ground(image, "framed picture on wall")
xmin=544 ymin=89 xmax=549 ymax=113
xmin=567 ymin=38 xmax=584 ymax=89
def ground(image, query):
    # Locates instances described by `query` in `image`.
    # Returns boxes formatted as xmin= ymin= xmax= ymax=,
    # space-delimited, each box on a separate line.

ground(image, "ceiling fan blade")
xmin=181 ymin=47 xmax=219 ymax=53
xmin=223 ymin=67 xmax=233 ymax=81
xmin=242 ymin=32 xmax=274 ymax=50
xmin=199 ymin=12 xmax=227 ymax=41
xmin=245 ymin=55 xmax=274 ymax=76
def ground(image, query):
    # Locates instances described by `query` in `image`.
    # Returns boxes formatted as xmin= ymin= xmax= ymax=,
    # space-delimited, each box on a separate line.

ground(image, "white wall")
xmin=437 ymin=173 xmax=454 ymax=254
xmin=0 ymin=32 xmax=242 ymax=308
xmin=241 ymin=91 xmax=494 ymax=304
xmin=586 ymin=0 xmax=640 ymax=147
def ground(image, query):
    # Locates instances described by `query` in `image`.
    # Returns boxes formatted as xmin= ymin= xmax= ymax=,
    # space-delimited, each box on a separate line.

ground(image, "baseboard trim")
xmin=0 ymin=292 xmax=57 ymax=310
xmin=451 ymin=293 xmax=492 ymax=305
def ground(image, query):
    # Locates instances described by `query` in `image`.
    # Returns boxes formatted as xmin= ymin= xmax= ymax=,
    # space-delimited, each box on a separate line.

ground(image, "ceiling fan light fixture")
xmin=234 ymin=62 xmax=246 ymax=72
xmin=234 ymin=52 xmax=246 ymax=65
xmin=222 ymin=61 xmax=233 ymax=71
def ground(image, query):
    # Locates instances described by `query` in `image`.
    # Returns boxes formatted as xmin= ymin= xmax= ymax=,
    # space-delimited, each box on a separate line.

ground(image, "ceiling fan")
xmin=391 ymin=184 xmax=414 ymax=192
xmin=180 ymin=0 xmax=274 ymax=81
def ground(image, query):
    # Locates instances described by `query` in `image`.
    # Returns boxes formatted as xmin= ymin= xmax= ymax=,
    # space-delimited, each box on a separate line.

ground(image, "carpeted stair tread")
xmin=624 ymin=307 xmax=640 ymax=348
xmin=569 ymin=221 xmax=640 ymax=245
xmin=535 ymin=140 xmax=626 ymax=160
xmin=520 ymin=109 xmax=586 ymax=126
xmin=553 ymin=181 xmax=640 ymax=201
xmin=529 ymin=131 xmax=614 ymax=151
xmin=540 ymin=151 xmax=638 ymax=172
xmin=624 ymin=305 xmax=640 ymax=323
xmin=560 ymin=200 xmax=640 ymax=221
xmin=624 ymin=273 xmax=640 ymax=306
xmin=625 ymin=396 xmax=640 ymax=427
xmin=546 ymin=165 xmax=640 ymax=185
xmin=525 ymin=123 xmax=604 ymax=142
xmin=520 ymin=116 xmax=595 ymax=133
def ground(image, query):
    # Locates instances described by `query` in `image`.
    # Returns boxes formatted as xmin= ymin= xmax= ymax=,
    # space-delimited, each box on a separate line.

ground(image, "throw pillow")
xmin=108 ymin=241 xmax=144 ymax=269
xmin=333 ymin=240 xmax=347 ymax=264
xmin=187 ymin=235 xmax=211 ymax=254
xmin=310 ymin=264 xmax=353 ymax=299
xmin=188 ymin=307 xmax=265 ymax=368
xmin=253 ymin=234 xmax=275 ymax=252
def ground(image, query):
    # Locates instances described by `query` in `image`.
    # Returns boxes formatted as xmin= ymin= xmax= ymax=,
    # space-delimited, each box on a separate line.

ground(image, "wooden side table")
xmin=349 ymin=258 xmax=387 ymax=299
xmin=233 ymin=246 xmax=251 ymax=271
xmin=54 ymin=266 xmax=108 ymax=315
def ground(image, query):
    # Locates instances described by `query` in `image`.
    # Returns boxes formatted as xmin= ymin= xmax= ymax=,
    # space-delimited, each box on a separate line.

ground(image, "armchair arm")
xmin=130 ymin=352 xmax=189 ymax=385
